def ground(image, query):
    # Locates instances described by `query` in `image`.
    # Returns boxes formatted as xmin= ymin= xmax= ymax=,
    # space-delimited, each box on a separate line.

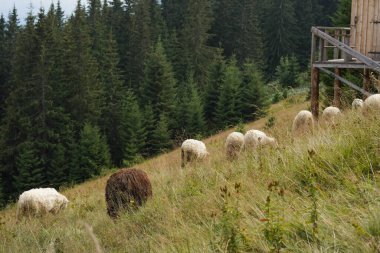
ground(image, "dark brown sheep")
xmin=105 ymin=168 xmax=152 ymax=219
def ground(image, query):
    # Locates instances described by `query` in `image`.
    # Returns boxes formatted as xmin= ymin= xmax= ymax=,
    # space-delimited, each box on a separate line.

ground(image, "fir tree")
xmin=100 ymin=31 xmax=127 ymax=166
xmin=180 ymin=0 xmax=215 ymax=87
xmin=211 ymin=0 xmax=264 ymax=65
xmin=204 ymin=50 xmax=226 ymax=130
xmin=175 ymin=73 xmax=205 ymax=138
xmin=275 ymin=55 xmax=301 ymax=88
xmin=332 ymin=0 xmax=351 ymax=26
xmin=141 ymin=39 xmax=176 ymax=122
xmin=0 ymin=8 xmax=19 ymax=119
xmin=215 ymin=57 xmax=242 ymax=128
xmin=71 ymin=123 xmax=110 ymax=182
xmin=141 ymin=104 xmax=156 ymax=157
xmin=0 ymin=15 xmax=7 ymax=119
xmin=0 ymin=11 xmax=41 ymax=199
xmin=151 ymin=113 xmax=172 ymax=155
xmin=13 ymin=141 xmax=44 ymax=193
xmin=62 ymin=1 xmax=103 ymax=131
xmin=263 ymin=0 xmax=297 ymax=74
xmin=239 ymin=61 xmax=268 ymax=122
xmin=122 ymin=90 xmax=145 ymax=166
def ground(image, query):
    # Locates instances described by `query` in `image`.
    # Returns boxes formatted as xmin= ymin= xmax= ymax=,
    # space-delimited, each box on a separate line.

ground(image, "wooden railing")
xmin=310 ymin=26 xmax=380 ymax=119
xmin=311 ymin=27 xmax=352 ymax=63
xmin=311 ymin=26 xmax=380 ymax=71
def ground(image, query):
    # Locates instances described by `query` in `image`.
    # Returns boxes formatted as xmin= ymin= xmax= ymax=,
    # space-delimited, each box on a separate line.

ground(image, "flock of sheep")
xmin=14 ymin=94 xmax=380 ymax=219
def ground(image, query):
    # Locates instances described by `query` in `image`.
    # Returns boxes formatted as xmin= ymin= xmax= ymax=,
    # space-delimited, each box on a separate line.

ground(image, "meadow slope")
xmin=1 ymin=95 xmax=380 ymax=252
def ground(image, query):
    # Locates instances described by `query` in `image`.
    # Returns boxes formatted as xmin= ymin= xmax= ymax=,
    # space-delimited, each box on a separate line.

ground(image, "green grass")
xmin=1 ymin=95 xmax=380 ymax=252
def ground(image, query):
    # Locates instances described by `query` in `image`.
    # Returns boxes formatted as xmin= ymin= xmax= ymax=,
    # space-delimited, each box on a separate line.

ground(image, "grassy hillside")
xmin=2 ymin=95 xmax=380 ymax=252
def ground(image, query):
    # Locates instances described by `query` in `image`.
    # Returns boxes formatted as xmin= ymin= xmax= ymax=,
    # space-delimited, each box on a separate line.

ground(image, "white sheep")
xmin=243 ymin=129 xmax=277 ymax=151
xmin=225 ymin=132 xmax=244 ymax=160
xmin=181 ymin=139 xmax=208 ymax=167
xmin=363 ymin=94 xmax=380 ymax=115
xmin=17 ymin=188 xmax=69 ymax=218
xmin=292 ymin=110 xmax=314 ymax=136
xmin=322 ymin=106 xmax=341 ymax=124
xmin=352 ymin=98 xmax=363 ymax=110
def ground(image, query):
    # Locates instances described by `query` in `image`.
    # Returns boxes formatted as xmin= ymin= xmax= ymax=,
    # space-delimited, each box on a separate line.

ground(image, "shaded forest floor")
xmin=2 ymin=94 xmax=380 ymax=252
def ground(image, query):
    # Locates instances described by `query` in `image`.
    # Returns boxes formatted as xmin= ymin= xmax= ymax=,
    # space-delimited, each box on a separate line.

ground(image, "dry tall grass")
xmin=1 ymin=95 xmax=380 ymax=252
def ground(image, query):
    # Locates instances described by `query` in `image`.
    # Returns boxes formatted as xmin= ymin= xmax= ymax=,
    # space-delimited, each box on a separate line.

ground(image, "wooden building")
xmin=310 ymin=0 xmax=380 ymax=118
xmin=350 ymin=0 xmax=380 ymax=60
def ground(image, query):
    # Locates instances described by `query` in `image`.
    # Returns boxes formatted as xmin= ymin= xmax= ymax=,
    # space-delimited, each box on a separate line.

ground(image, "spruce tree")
xmin=204 ymin=50 xmax=226 ymax=131
xmin=13 ymin=141 xmax=44 ymax=193
xmin=211 ymin=0 xmax=264 ymax=65
xmin=0 ymin=15 xmax=7 ymax=119
xmin=141 ymin=39 xmax=176 ymax=122
xmin=0 ymin=11 xmax=41 ymax=199
xmin=161 ymin=0 xmax=188 ymax=31
xmin=263 ymin=0 xmax=297 ymax=74
xmin=215 ymin=57 xmax=242 ymax=128
xmin=0 ymin=8 xmax=19 ymax=119
xmin=332 ymin=0 xmax=351 ymax=26
xmin=275 ymin=55 xmax=301 ymax=88
xmin=151 ymin=113 xmax=172 ymax=155
xmin=100 ymin=31 xmax=127 ymax=166
xmin=294 ymin=0 xmax=321 ymax=66
xmin=62 ymin=1 xmax=103 ymax=131
xmin=71 ymin=123 xmax=110 ymax=182
xmin=141 ymin=104 xmax=156 ymax=157
xmin=122 ymin=90 xmax=145 ymax=166
xmin=239 ymin=61 xmax=268 ymax=122
xmin=179 ymin=0 xmax=215 ymax=87
xmin=175 ymin=73 xmax=205 ymax=138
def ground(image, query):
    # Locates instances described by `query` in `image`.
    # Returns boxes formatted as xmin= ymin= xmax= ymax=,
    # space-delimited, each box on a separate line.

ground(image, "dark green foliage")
xmin=122 ymin=90 xmax=145 ymax=166
xmin=293 ymin=0 xmax=322 ymax=67
xmin=332 ymin=0 xmax=352 ymax=26
xmin=175 ymin=73 xmax=206 ymax=139
xmin=0 ymin=0 xmax=342 ymax=206
xmin=13 ymin=141 xmax=44 ymax=193
xmin=275 ymin=55 xmax=301 ymax=88
xmin=141 ymin=39 xmax=176 ymax=121
xmin=70 ymin=123 xmax=110 ymax=183
xmin=239 ymin=61 xmax=268 ymax=121
xmin=215 ymin=57 xmax=242 ymax=128
xmin=62 ymin=2 xmax=103 ymax=130
xmin=204 ymin=51 xmax=226 ymax=130
xmin=179 ymin=0 xmax=215 ymax=87
xmin=151 ymin=113 xmax=172 ymax=155
xmin=211 ymin=0 xmax=264 ymax=66
xmin=141 ymin=105 xmax=156 ymax=157
xmin=263 ymin=0 xmax=297 ymax=73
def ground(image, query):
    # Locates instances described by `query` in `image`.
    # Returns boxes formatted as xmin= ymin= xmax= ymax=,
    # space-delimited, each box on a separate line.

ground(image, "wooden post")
xmin=311 ymin=67 xmax=320 ymax=119
xmin=333 ymin=68 xmax=342 ymax=107
xmin=363 ymin=68 xmax=370 ymax=99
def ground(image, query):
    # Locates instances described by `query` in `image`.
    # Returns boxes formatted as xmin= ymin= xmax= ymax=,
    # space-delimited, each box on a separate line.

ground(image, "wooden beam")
xmin=312 ymin=27 xmax=380 ymax=72
xmin=313 ymin=62 xmax=368 ymax=69
xmin=311 ymin=67 xmax=320 ymax=119
xmin=318 ymin=67 xmax=372 ymax=96
xmin=333 ymin=68 xmax=342 ymax=107
xmin=363 ymin=69 xmax=371 ymax=99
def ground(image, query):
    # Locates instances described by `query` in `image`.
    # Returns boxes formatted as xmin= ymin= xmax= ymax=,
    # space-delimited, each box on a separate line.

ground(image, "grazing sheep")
xmin=363 ymin=94 xmax=380 ymax=115
xmin=352 ymin=98 xmax=364 ymax=110
xmin=243 ymin=129 xmax=277 ymax=151
xmin=181 ymin=139 xmax=208 ymax=167
xmin=292 ymin=110 xmax=314 ymax=136
xmin=322 ymin=106 xmax=341 ymax=124
xmin=105 ymin=168 xmax=152 ymax=219
xmin=225 ymin=132 xmax=244 ymax=160
xmin=16 ymin=188 xmax=69 ymax=218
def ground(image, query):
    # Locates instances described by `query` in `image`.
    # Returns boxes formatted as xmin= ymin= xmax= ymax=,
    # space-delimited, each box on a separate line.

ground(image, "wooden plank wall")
xmin=350 ymin=0 xmax=380 ymax=60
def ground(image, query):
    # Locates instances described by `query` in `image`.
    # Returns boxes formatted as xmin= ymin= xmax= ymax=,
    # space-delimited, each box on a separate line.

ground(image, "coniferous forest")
xmin=0 ymin=0 xmax=345 ymax=206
